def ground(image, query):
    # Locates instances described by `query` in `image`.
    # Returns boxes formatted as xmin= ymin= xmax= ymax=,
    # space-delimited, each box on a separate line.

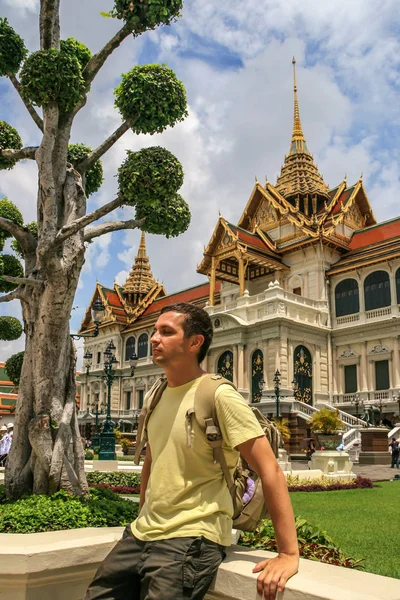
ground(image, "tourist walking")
xmin=389 ymin=437 xmax=399 ymax=468
xmin=0 ymin=425 xmax=8 ymax=466
xmin=85 ymin=302 xmax=299 ymax=600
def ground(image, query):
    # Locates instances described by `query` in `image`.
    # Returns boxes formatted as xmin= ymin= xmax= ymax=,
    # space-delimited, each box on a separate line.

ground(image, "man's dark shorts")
xmin=85 ymin=525 xmax=226 ymax=600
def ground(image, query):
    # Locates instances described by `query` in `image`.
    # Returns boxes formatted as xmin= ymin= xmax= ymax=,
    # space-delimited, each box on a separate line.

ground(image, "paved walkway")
xmin=291 ymin=460 xmax=399 ymax=481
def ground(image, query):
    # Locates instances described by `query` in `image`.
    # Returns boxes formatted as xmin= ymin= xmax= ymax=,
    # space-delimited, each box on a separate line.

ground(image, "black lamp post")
xmin=85 ymin=340 xmax=139 ymax=460
xmin=91 ymin=399 xmax=103 ymax=447
xmin=291 ymin=375 xmax=298 ymax=401
xmin=274 ymin=369 xmax=281 ymax=418
xmin=351 ymin=393 xmax=363 ymax=421
xmin=71 ymin=298 xmax=106 ymax=340
xmin=257 ymin=377 xmax=265 ymax=403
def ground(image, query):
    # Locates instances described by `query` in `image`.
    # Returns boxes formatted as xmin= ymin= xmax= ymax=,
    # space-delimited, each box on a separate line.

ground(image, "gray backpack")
xmin=134 ymin=373 xmax=281 ymax=531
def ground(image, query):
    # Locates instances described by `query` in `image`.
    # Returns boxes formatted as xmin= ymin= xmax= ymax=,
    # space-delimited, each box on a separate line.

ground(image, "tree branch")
xmin=9 ymin=75 xmax=44 ymax=132
xmin=84 ymin=217 xmax=146 ymax=242
xmin=53 ymin=196 xmax=124 ymax=246
xmin=0 ymin=217 xmax=37 ymax=253
xmin=0 ymin=287 xmax=25 ymax=303
xmin=82 ymin=22 xmax=135 ymax=89
xmin=40 ymin=0 xmax=60 ymax=50
xmin=78 ymin=121 xmax=131 ymax=171
xmin=0 ymin=276 xmax=45 ymax=287
xmin=0 ymin=146 xmax=38 ymax=161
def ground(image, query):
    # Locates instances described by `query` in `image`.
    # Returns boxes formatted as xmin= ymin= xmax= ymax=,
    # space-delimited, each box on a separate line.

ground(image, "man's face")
xmin=150 ymin=311 xmax=202 ymax=367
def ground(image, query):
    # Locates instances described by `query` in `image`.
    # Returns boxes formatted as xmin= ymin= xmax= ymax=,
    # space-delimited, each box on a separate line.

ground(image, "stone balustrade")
xmin=0 ymin=528 xmax=398 ymax=600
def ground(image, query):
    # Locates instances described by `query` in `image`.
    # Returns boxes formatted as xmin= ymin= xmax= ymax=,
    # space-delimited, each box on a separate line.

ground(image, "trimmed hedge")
xmin=287 ymin=475 xmax=374 ymax=492
xmin=86 ymin=470 xmax=141 ymax=488
xmin=0 ymin=485 xmax=138 ymax=533
xmin=89 ymin=483 xmax=140 ymax=495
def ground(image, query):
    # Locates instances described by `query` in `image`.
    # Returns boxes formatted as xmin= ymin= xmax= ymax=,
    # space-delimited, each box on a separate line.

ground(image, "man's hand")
xmin=252 ymin=552 xmax=299 ymax=599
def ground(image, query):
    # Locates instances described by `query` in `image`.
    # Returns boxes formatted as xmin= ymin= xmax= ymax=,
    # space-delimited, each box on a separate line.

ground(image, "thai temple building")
xmin=78 ymin=60 xmax=400 ymax=451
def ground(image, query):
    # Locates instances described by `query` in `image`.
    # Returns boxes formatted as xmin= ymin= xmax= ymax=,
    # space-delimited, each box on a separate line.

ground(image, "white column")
xmin=392 ymin=336 xmax=400 ymax=389
xmin=315 ymin=345 xmax=321 ymax=392
xmin=238 ymin=344 xmax=245 ymax=389
xmin=332 ymin=345 xmax=338 ymax=394
xmin=232 ymin=345 xmax=238 ymax=387
xmin=361 ymin=342 xmax=368 ymax=391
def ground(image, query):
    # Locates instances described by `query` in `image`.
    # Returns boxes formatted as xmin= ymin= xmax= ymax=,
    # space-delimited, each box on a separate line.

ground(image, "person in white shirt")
xmin=0 ymin=425 xmax=8 ymax=466
xmin=3 ymin=423 xmax=14 ymax=455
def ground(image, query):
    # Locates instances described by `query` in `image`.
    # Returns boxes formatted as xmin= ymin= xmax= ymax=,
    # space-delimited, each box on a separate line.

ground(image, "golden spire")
xmin=123 ymin=231 xmax=156 ymax=304
xmin=292 ymin=57 xmax=305 ymax=145
xmin=275 ymin=58 xmax=330 ymax=213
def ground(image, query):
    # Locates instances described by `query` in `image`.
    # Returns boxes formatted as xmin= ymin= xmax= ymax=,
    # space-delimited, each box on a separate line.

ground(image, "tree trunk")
xmin=5 ymin=166 xmax=89 ymax=500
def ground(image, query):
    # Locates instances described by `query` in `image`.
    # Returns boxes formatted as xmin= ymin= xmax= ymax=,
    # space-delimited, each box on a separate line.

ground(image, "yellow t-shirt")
xmin=131 ymin=376 xmax=264 ymax=546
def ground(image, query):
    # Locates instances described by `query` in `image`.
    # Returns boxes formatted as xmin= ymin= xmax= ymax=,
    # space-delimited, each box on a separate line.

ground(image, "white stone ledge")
xmin=0 ymin=528 xmax=398 ymax=600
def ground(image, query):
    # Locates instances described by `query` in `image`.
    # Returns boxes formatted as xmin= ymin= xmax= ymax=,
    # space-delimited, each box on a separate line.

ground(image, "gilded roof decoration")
xmin=123 ymin=231 xmax=157 ymax=299
xmin=275 ymin=58 xmax=330 ymax=208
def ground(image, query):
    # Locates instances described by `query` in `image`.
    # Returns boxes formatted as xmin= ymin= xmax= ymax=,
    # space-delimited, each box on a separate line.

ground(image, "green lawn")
xmin=289 ymin=482 xmax=400 ymax=579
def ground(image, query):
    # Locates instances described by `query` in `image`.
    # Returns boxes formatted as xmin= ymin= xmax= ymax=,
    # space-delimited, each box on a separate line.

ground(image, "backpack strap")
xmin=133 ymin=377 xmax=168 ymax=465
xmin=192 ymin=374 xmax=237 ymax=495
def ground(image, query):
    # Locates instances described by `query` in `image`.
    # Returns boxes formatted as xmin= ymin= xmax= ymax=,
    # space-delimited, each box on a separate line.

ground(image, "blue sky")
xmin=1 ymin=0 xmax=400 ymax=365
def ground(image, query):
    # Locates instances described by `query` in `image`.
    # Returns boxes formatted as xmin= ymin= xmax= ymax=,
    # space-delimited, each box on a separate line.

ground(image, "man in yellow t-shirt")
xmin=85 ymin=303 xmax=299 ymax=600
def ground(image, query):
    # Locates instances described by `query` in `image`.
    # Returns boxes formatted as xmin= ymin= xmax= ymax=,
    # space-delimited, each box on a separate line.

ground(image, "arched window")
xmin=396 ymin=268 xmax=400 ymax=304
xmin=125 ymin=336 xmax=135 ymax=361
xmin=138 ymin=333 xmax=148 ymax=359
xmin=364 ymin=271 xmax=390 ymax=311
xmin=217 ymin=351 xmax=233 ymax=382
xmin=251 ymin=349 xmax=264 ymax=402
xmin=293 ymin=345 xmax=313 ymax=405
xmin=335 ymin=279 xmax=359 ymax=317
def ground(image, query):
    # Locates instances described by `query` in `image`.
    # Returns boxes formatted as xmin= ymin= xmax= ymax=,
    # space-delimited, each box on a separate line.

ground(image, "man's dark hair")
xmin=160 ymin=302 xmax=213 ymax=364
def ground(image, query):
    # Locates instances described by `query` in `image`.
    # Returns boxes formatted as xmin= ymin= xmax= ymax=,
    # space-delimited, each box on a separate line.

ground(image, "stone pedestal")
xmin=308 ymin=450 xmax=355 ymax=480
xmin=278 ymin=448 xmax=291 ymax=471
xmin=95 ymin=460 xmax=119 ymax=472
xmin=115 ymin=444 xmax=124 ymax=458
xmin=359 ymin=427 xmax=391 ymax=465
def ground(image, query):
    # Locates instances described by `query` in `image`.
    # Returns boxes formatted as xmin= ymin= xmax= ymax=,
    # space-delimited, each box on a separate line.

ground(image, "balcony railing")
xmin=334 ymin=305 xmax=399 ymax=329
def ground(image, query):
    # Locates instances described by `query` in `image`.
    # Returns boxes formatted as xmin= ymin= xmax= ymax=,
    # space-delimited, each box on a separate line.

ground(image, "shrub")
xmin=89 ymin=483 xmax=140 ymax=495
xmin=0 ymin=122 xmax=23 ymax=171
xmin=0 ymin=316 xmax=23 ymax=340
xmin=309 ymin=408 xmax=344 ymax=434
xmin=5 ymin=351 xmax=24 ymax=386
xmin=85 ymin=449 xmax=94 ymax=460
xmin=0 ymin=18 xmax=27 ymax=76
xmin=67 ymin=143 xmax=103 ymax=197
xmin=86 ymin=470 xmax=141 ymax=488
xmin=0 ymin=486 xmax=138 ymax=533
xmin=240 ymin=517 xmax=365 ymax=570
xmin=286 ymin=475 xmax=374 ymax=492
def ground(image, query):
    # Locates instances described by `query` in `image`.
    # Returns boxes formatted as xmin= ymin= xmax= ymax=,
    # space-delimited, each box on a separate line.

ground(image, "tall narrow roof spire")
xmin=292 ymin=57 xmax=305 ymax=144
xmin=275 ymin=58 xmax=330 ymax=210
xmin=123 ymin=231 xmax=156 ymax=303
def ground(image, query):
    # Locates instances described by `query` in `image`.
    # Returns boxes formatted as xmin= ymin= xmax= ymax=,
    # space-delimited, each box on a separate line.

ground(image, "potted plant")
xmin=309 ymin=408 xmax=344 ymax=450
xmin=272 ymin=418 xmax=291 ymax=445
xmin=120 ymin=438 xmax=133 ymax=456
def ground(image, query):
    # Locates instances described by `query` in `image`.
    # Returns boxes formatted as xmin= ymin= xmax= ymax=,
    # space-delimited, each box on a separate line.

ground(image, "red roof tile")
xmin=141 ymin=282 xmax=219 ymax=317
xmin=349 ymin=218 xmax=400 ymax=250
xmin=331 ymin=187 xmax=354 ymax=215
xmin=229 ymin=225 xmax=271 ymax=252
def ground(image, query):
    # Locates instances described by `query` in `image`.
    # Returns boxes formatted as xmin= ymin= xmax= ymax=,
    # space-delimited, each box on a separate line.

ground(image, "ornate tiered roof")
xmin=275 ymin=58 xmax=330 ymax=213
xmin=123 ymin=232 xmax=157 ymax=304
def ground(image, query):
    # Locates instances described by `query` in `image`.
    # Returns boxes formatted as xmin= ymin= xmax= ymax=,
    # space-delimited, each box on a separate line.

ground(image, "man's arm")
xmin=139 ymin=444 xmax=152 ymax=511
xmin=237 ymin=436 xmax=299 ymax=600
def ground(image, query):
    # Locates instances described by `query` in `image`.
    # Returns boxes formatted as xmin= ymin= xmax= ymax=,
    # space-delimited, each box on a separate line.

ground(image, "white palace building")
xmin=78 ymin=61 xmax=400 ymax=453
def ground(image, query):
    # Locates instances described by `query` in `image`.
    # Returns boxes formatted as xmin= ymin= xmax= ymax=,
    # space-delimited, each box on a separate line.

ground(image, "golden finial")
xmin=292 ymin=57 xmax=305 ymax=143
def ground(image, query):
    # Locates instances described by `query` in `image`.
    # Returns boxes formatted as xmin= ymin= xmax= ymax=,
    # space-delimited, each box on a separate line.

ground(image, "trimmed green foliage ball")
xmin=0 ymin=198 xmax=24 ymax=240
xmin=0 ymin=254 xmax=24 ymax=292
xmin=10 ymin=221 xmax=38 ymax=258
xmin=5 ymin=351 xmax=24 ymax=386
xmin=0 ymin=121 xmax=23 ymax=170
xmin=67 ymin=144 xmax=103 ymax=196
xmin=60 ymin=38 xmax=92 ymax=70
xmin=0 ymin=317 xmax=23 ymax=341
xmin=114 ymin=64 xmax=187 ymax=134
xmin=0 ymin=18 xmax=27 ymax=76
xmin=118 ymin=146 xmax=183 ymax=205
xmin=20 ymin=49 xmax=85 ymax=112
xmin=135 ymin=193 xmax=190 ymax=238
xmin=111 ymin=0 xmax=183 ymax=30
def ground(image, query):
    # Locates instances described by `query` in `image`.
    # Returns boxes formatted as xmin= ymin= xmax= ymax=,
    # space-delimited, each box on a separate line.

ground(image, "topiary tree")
xmin=0 ymin=0 xmax=187 ymax=500
xmin=5 ymin=351 xmax=24 ymax=387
